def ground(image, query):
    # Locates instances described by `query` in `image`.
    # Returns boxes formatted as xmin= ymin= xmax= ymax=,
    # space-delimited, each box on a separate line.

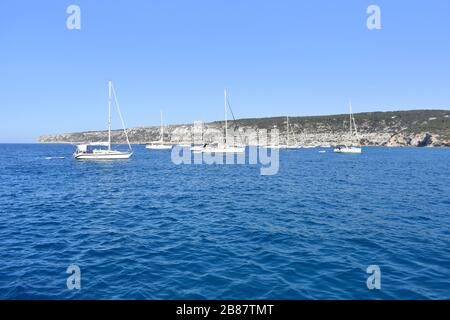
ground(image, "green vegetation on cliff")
xmin=39 ymin=109 xmax=450 ymax=147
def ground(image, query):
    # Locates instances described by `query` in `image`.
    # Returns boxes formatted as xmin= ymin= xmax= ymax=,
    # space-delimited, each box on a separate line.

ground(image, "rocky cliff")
xmin=38 ymin=109 xmax=450 ymax=147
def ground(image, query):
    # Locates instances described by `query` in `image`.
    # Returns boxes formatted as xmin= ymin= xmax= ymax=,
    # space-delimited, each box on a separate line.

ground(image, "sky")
xmin=1 ymin=0 xmax=449 ymax=142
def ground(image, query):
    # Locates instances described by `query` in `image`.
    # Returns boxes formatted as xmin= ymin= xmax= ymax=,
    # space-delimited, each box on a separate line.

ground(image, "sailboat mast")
xmin=108 ymin=80 xmax=112 ymax=150
xmin=110 ymin=82 xmax=133 ymax=152
xmin=352 ymin=108 xmax=360 ymax=146
xmin=160 ymin=110 xmax=164 ymax=143
xmin=224 ymin=89 xmax=228 ymax=146
xmin=286 ymin=116 xmax=290 ymax=146
xmin=349 ymin=101 xmax=353 ymax=141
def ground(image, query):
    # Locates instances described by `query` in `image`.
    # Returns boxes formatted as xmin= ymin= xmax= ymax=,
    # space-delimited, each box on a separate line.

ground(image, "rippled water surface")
xmin=0 ymin=144 xmax=449 ymax=299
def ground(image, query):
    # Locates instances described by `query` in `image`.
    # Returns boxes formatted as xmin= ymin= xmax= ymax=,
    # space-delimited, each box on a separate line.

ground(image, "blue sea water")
xmin=0 ymin=144 xmax=449 ymax=299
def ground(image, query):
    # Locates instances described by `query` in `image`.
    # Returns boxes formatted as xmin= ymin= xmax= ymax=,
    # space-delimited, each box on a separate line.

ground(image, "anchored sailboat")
xmin=262 ymin=123 xmax=286 ymax=149
xmin=334 ymin=102 xmax=362 ymax=154
xmin=193 ymin=90 xmax=245 ymax=153
xmin=73 ymin=81 xmax=133 ymax=160
xmin=146 ymin=110 xmax=173 ymax=150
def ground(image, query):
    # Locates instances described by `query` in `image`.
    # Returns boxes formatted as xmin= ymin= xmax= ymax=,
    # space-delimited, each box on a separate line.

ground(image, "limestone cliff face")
xmin=38 ymin=109 xmax=450 ymax=147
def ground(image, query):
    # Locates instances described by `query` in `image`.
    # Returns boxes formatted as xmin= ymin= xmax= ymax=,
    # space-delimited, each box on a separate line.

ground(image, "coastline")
xmin=37 ymin=109 xmax=450 ymax=147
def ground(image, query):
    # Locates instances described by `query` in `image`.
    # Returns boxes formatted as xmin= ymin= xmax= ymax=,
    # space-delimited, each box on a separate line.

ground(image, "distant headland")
xmin=38 ymin=109 xmax=450 ymax=147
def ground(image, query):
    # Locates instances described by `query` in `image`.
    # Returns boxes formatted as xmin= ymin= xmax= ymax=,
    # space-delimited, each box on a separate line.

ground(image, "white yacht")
xmin=73 ymin=81 xmax=133 ymax=160
xmin=193 ymin=90 xmax=245 ymax=154
xmin=146 ymin=110 xmax=173 ymax=150
xmin=191 ymin=144 xmax=206 ymax=153
xmin=334 ymin=102 xmax=362 ymax=154
xmin=262 ymin=121 xmax=289 ymax=149
xmin=200 ymin=143 xmax=245 ymax=153
xmin=334 ymin=145 xmax=361 ymax=153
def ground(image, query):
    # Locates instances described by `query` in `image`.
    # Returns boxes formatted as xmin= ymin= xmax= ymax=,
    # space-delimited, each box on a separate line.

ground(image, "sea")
xmin=0 ymin=144 xmax=449 ymax=299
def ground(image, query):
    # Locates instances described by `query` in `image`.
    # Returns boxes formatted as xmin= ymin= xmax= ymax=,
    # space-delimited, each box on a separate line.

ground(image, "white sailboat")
xmin=146 ymin=110 xmax=173 ymax=150
xmin=334 ymin=102 xmax=362 ymax=153
xmin=73 ymin=81 xmax=133 ymax=160
xmin=262 ymin=123 xmax=287 ymax=149
xmin=194 ymin=90 xmax=245 ymax=154
xmin=191 ymin=144 xmax=206 ymax=153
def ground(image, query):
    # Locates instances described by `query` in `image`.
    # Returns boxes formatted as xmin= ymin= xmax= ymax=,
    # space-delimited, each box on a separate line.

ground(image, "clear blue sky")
xmin=1 ymin=0 xmax=449 ymax=142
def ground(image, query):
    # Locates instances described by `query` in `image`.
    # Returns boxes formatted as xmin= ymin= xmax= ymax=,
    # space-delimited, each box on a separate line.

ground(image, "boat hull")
xmin=333 ymin=147 xmax=362 ymax=154
xmin=74 ymin=151 xmax=133 ymax=160
xmin=197 ymin=147 xmax=245 ymax=153
xmin=145 ymin=145 xmax=173 ymax=150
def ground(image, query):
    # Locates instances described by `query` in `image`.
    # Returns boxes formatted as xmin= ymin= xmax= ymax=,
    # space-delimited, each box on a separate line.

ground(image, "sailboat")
xmin=145 ymin=110 xmax=173 ymax=150
xmin=262 ymin=123 xmax=286 ymax=149
xmin=73 ymin=81 xmax=133 ymax=160
xmin=194 ymin=90 xmax=245 ymax=153
xmin=333 ymin=102 xmax=362 ymax=153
